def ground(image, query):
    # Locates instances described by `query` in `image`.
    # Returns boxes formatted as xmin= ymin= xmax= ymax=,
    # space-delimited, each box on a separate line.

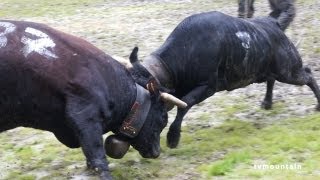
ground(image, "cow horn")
xmin=160 ymin=92 xmax=188 ymax=108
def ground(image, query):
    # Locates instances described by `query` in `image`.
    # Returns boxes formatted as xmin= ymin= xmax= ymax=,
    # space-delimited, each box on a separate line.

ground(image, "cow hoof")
xmin=261 ymin=101 xmax=272 ymax=110
xmin=166 ymin=129 xmax=181 ymax=148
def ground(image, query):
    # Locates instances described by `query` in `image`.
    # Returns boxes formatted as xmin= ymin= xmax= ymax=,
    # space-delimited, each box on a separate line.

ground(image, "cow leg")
xmin=277 ymin=3 xmax=296 ymax=30
xmin=66 ymin=97 xmax=112 ymax=180
xmin=238 ymin=0 xmax=246 ymax=18
xmin=277 ymin=67 xmax=320 ymax=111
xmin=247 ymin=0 xmax=255 ymax=18
xmin=167 ymin=85 xmax=215 ymax=148
xmin=167 ymin=106 xmax=191 ymax=149
xmin=261 ymin=78 xmax=275 ymax=110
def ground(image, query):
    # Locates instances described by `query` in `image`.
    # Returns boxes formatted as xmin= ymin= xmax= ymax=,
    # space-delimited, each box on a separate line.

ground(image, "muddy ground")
xmin=0 ymin=0 xmax=320 ymax=179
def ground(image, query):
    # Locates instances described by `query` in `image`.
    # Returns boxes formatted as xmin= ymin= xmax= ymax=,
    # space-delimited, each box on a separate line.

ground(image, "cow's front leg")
xmin=72 ymin=119 xmax=112 ymax=179
xmin=167 ymin=85 xmax=215 ymax=148
xmin=66 ymin=97 xmax=112 ymax=180
xmin=261 ymin=79 xmax=275 ymax=110
xmin=167 ymin=106 xmax=191 ymax=149
xmin=80 ymin=123 xmax=111 ymax=178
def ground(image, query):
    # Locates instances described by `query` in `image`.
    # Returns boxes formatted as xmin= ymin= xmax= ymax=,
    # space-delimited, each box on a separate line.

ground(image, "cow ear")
xmin=129 ymin=46 xmax=139 ymax=63
xmin=129 ymin=46 xmax=153 ymax=79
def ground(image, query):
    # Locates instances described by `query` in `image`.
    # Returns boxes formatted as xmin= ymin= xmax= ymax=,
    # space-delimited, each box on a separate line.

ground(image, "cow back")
xmin=153 ymin=11 xmax=297 ymax=93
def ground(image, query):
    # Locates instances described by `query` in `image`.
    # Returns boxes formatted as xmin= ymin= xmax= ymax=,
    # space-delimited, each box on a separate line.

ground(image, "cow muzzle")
xmin=139 ymin=143 xmax=160 ymax=159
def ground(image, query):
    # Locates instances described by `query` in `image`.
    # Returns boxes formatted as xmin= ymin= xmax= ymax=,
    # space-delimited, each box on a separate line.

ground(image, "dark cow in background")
xmin=130 ymin=11 xmax=320 ymax=148
xmin=0 ymin=20 xmax=186 ymax=179
xmin=238 ymin=0 xmax=296 ymax=30
xmin=238 ymin=0 xmax=255 ymax=18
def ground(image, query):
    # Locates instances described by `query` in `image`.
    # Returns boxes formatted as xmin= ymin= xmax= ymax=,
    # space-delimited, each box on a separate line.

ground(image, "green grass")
xmin=0 ymin=0 xmax=104 ymax=18
xmin=206 ymin=151 xmax=251 ymax=176
xmin=193 ymin=115 xmax=320 ymax=179
xmin=3 ymin=112 xmax=319 ymax=179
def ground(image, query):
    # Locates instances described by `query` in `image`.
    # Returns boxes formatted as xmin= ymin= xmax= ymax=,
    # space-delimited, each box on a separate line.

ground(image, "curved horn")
xmin=160 ymin=92 xmax=188 ymax=108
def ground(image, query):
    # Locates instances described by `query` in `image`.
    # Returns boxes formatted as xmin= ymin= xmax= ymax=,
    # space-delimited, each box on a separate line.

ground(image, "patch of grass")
xmin=256 ymin=101 xmax=287 ymax=116
xmin=16 ymin=147 xmax=35 ymax=161
xmin=0 ymin=0 xmax=104 ymax=18
xmin=213 ymin=96 xmax=252 ymax=117
xmin=4 ymin=171 xmax=36 ymax=180
xmin=223 ymin=103 xmax=250 ymax=115
xmin=195 ymin=114 xmax=320 ymax=179
xmin=197 ymin=112 xmax=211 ymax=121
xmin=1 ymin=104 xmax=320 ymax=179
xmin=207 ymin=151 xmax=251 ymax=176
xmin=166 ymin=120 xmax=257 ymax=163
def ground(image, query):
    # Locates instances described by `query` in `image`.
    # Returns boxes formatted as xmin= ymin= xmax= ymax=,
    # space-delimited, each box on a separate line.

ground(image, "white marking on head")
xmin=0 ymin=22 xmax=16 ymax=48
xmin=236 ymin=31 xmax=251 ymax=49
xmin=21 ymin=27 xmax=58 ymax=59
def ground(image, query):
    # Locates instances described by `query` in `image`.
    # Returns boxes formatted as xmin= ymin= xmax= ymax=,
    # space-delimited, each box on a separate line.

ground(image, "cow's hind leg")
xmin=247 ymin=0 xmax=255 ymax=18
xmin=261 ymin=78 xmax=275 ymax=110
xmin=238 ymin=0 xmax=246 ymax=18
xmin=277 ymin=67 xmax=320 ymax=110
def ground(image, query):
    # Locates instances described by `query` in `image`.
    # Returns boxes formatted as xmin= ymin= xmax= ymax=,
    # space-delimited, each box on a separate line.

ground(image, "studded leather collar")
xmin=119 ymin=84 xmax=151 ymax=138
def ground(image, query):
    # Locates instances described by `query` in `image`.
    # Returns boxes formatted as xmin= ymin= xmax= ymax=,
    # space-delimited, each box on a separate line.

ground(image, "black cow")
xmin=0 ymin=20 xmax=185 ymax=179
xmin=130 ymin=11 xmax=320 ymax=148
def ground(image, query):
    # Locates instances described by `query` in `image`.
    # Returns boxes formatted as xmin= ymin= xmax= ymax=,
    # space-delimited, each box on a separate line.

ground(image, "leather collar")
xmin=119 ymin=84 xmax=151 ymax=138
xmin=142 ymin=55 xmax=174 ymax=90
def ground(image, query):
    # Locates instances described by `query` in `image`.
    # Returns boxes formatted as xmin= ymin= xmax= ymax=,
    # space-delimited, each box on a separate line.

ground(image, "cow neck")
xmin=119 ymin=83 xmax=151 ymax=138
xmin=142 ymin=55 xmax=174 ymax=90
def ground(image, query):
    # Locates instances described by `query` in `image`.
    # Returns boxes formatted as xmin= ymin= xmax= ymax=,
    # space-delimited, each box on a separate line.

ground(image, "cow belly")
xmin=225 ymin=78 xmax=255 ymax=91
xmin=217 ymin=72 xmax=257 ymax=91
xmin=0 ymin=93 xmax=66 ymax=132
xmin=0 ymin=65 xmax=66 ymax=132
xmin=217 ymin=60 xmax=266 ymax=91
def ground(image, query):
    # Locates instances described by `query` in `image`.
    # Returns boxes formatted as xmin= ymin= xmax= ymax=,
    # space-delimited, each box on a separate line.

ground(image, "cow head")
xmin=110 ymin=47 xmax=186 ymax=158
xmin=128 ymin=88 xmax=168 ymax=158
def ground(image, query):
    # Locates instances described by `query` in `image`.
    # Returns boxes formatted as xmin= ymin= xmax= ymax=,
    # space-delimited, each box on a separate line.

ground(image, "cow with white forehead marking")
xmin=0 ymin=20 xmax=187 ymax=179
xmin=130 ymin=11 xmax=320 ymax=149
